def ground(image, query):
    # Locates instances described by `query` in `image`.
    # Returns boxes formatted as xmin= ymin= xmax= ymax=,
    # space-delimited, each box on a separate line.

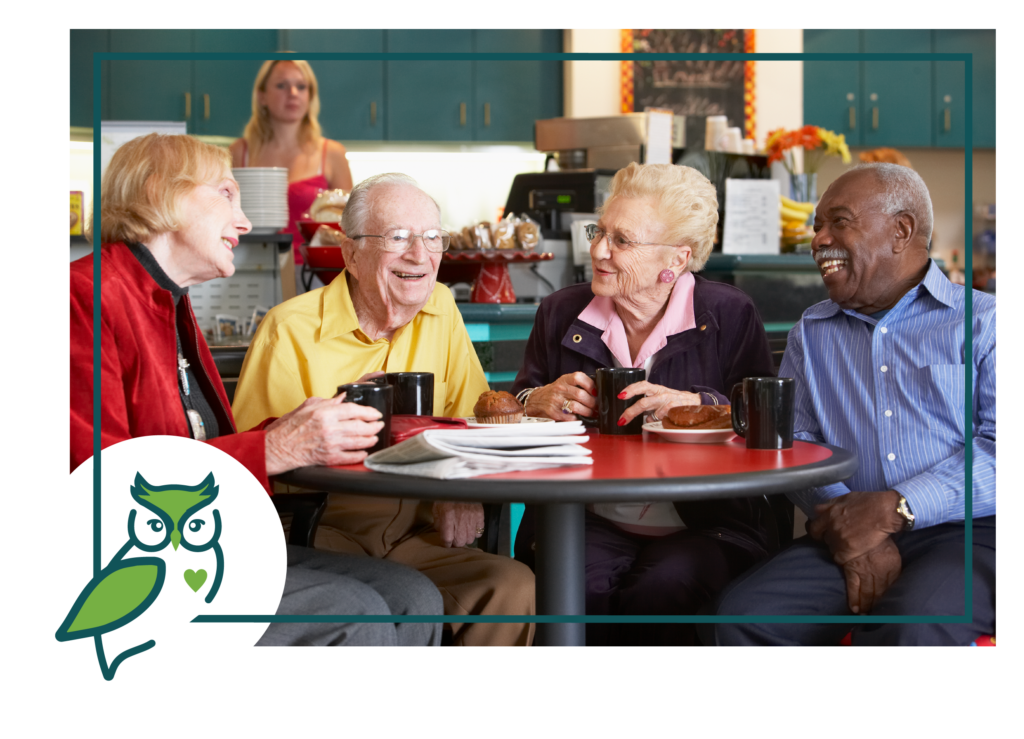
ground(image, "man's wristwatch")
xmin=896 ymin=494 xmax=915 ymax=531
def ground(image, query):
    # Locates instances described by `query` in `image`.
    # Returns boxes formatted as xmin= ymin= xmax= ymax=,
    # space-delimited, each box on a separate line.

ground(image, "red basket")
xmin=299 ymin=244 xmax=346 ymax=284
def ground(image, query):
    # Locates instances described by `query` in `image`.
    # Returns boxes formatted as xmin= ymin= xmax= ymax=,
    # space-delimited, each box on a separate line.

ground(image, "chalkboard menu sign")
xmin=627 ymin=29 xmax=752 ymax=150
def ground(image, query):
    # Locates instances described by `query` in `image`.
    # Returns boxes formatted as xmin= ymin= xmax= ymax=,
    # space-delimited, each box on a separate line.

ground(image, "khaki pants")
xmin=296 ymin=492 xmax=535 ymax=646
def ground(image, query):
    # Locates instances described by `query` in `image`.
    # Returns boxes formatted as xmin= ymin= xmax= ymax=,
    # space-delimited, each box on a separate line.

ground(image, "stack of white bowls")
xmin=232 ymin=167 xmax=289 ymax=233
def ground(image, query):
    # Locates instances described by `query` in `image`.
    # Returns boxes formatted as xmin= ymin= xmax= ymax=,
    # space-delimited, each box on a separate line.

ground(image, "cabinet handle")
xmin=184 ymin=92 xmax=191 ymax=119
xmin=872 ymin=107 xmax=879 ymax=130
xmin=203 ymin=94 xmax=210 ymax=121
xmin=370 ymin=101 xmax=377 ymax=127
xmin=460 ymin=102 xmax=466 ymax=127
xmin=944 ymin=108 xmax=951 ymax=132
xmin=484 ymin=102 xmax=491 ymax=127
xmin=849 ymin=106 xmax=856 ymax=130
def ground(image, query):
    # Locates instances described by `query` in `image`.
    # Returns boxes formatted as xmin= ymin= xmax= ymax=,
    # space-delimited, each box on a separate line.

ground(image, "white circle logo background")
xmin=57 ymin=436 xmax=287 ymax=676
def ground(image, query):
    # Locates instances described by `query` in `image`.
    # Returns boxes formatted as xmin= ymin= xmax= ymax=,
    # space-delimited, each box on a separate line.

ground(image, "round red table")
xmin=278 ymin=431 xmax=857 ymax=646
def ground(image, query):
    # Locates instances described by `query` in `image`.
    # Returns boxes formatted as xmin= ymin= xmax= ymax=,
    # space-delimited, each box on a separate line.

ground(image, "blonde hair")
xmin=97 ymin=133 xmax=231 ymax=244
xmin=242 ymin=59 xmax=323 ymax=163
xmin=601 ymin=162 xmax=719 ymax=272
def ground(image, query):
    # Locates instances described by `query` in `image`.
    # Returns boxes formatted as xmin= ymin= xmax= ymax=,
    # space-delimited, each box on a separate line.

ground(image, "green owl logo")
xmin=55 ymin=472 xmax=225 ymax=681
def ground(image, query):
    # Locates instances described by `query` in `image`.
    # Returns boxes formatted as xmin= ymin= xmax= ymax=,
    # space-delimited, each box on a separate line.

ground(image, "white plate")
xmin=463 ymin=416 xmax=557 ymax=428
xmin=642 ymin=421 xmax=737 ymax=444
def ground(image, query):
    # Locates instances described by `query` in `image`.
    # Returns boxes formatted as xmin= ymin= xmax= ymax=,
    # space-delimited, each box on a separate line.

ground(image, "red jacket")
xmin=70 ymin=242 xmax=272 ymax=492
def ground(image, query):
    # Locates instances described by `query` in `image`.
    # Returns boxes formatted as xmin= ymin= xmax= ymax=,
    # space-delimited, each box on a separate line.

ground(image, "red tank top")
xmin=241 ymin=139 xmax=330 ymax=264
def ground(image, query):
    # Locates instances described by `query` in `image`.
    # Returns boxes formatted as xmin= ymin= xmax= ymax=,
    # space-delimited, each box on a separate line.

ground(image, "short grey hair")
xmin=341 ymin=172 xmax=440 ymax=236
xmin=850 ymin=162 xmax=934 ymax=244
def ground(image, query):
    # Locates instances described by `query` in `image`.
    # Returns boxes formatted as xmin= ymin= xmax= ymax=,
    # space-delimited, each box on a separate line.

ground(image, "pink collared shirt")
xmin=579 ymin=273 xmax=698 ymax=535
xmin=578 ymin=271 xmax=697 ymax=369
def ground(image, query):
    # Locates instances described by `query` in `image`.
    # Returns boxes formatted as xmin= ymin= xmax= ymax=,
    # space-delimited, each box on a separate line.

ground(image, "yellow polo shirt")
xmin=232 ymin=271 xmax=490 ymax=431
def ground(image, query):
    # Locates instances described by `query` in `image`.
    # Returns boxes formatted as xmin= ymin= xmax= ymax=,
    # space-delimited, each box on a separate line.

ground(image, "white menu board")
xmin=722 ymin=178 xmax=781 ymax=255
xmin=643 ymin=109 xmax=674 ymax=165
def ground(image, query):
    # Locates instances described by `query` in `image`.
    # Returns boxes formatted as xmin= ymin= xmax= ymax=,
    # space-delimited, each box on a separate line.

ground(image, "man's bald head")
xmin=844 ymin=163 xmax=934 ymax=247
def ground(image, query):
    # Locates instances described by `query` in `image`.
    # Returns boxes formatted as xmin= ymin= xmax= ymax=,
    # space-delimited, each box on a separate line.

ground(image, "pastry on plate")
xmin=662 ymin=405 xmax=732 ymax=430
xmin=473 ymin=390 xmax=524 ymax=424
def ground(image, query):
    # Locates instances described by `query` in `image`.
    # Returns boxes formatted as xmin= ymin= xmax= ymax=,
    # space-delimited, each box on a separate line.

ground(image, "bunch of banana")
xmin=779 ymin=195 xmax=815 ymax=253
xmin=779 ymin=194 xmax=815 ymax=226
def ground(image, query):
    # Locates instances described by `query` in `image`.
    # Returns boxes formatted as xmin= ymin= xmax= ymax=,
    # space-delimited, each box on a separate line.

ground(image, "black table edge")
xmin=276 ymin=444 xmax=857 ymax=504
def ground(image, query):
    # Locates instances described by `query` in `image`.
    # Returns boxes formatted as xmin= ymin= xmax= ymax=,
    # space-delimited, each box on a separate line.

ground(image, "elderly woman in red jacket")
xmin=70 ymin=133 xmax=442 ymax=646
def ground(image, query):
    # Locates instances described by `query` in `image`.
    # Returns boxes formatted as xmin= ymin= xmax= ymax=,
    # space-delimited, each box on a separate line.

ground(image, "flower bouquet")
xmin=765 ymin=125 xmax=851 ymax=250
xmin=764 ymin=125 xmax=851 ymax=175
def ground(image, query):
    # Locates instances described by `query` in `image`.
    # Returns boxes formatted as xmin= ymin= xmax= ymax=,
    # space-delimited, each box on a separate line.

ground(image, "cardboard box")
xmin=70 ymin=191 xmax=84 ymax=236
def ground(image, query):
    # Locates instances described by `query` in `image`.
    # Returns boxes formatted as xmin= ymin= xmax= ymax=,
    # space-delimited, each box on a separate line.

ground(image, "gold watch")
xmin=896 ymin=495 xmax=915 ymax=531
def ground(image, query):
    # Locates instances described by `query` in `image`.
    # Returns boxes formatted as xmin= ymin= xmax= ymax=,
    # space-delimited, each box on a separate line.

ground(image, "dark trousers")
xmin=516 ymin=507 xmax=762 ymax=645
xmin=709 ymin=516 xmax=996 ymax=646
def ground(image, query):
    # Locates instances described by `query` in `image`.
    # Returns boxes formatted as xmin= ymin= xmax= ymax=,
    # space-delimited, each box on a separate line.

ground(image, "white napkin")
xmin=364 ymin=421 xmax=593 ymax=480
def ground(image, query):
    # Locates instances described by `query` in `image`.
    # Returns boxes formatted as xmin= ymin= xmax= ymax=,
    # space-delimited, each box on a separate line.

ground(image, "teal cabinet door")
xmin=109 ymin=30 xmax=193 ymax=125
xmin=70 ymin=30 xmax=109 ymax=127
xmin=861 ymin=30 xmax=932 ymax=147
xmin=472 ymin=30 xmax=562 ymax=142
xmin=934 ymin=30 xmax=995 ymax=148
xmin=287 ymin=30 xmax=385 ymax=141
xmin=803 ymin=30 xmax=861 ymax=144
xmin=193 ymin=30 xmax=278 ymax=138
xmin=387 ymin=30 xmax=474 ymax=140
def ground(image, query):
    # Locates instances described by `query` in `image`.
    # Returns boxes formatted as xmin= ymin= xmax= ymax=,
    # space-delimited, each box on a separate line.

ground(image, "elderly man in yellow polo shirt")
xmin=233 ymin=173 xmax=535 ymax=646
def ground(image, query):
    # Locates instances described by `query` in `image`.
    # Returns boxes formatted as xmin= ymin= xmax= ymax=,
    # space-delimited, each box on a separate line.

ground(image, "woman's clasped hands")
xmin=525 ymin=372 xmax=701 ymax=426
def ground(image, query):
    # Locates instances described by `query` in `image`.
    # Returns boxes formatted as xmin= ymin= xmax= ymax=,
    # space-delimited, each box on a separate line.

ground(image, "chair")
xmin=271 ymin=492 xmax=329 ymax=548
xmin=763 ymin=493 xmax=796 ymax=554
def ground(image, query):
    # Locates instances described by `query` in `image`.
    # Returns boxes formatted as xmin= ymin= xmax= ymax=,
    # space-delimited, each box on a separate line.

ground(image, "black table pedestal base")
xmin=535 ymin=502 xmax=586 ymax=646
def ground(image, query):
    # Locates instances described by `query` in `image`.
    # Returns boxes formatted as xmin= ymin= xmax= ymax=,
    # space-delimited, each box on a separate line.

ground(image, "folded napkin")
xmin=365 ymin=421 xmax=592 ymax=479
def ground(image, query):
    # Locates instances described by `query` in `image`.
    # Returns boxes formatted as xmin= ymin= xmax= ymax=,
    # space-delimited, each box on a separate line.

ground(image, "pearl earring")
xmin=659 ymin=269 xmax=675 ymax=284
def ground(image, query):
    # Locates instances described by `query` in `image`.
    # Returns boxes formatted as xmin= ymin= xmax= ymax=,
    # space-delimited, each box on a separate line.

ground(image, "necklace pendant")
xmin=178 ymin=355 xmax=191 ymax=396
xmin=186 ymin=409 xmax=206 ymax=441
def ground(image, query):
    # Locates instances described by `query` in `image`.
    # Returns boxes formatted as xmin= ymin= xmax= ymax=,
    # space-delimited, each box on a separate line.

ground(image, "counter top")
xmin=699 ymin=253 xmax=946 ymax=272
xmin=456 ymin=303 xmax=540 ymax=324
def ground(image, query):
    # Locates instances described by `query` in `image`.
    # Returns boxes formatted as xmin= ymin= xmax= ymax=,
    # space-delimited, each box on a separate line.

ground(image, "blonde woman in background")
xmin=230 ymin=60 xmax=354 ymax=291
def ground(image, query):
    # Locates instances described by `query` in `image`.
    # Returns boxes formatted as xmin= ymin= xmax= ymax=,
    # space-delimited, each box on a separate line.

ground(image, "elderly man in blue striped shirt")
xmin=711 ymin=163 xmax=995 ymax=646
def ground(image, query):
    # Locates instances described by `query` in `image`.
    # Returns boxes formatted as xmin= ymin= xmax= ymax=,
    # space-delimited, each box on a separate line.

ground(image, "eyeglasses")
xmin=584 ymin=224 xmax=676 ymax=251
xmin=349 ymin=228 xmax=451 ymax=253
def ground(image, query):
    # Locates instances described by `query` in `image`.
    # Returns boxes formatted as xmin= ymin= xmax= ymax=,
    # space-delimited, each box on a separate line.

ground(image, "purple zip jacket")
xmin=512 ymin=276 xmax=777 ymax=555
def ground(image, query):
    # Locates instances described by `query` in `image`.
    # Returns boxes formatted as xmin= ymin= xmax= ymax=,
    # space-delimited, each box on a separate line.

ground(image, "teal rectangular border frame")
xmin=89 ymin=48 xmax=976 ymax=626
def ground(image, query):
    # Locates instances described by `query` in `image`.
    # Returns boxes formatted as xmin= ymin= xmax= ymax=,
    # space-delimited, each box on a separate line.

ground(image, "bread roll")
xmin=308 ymin=189 xmax=349 ymax=222
xmin=474 ymin=223 xmax=494 ymax=250
xmin=492 ymin=220 xmax=516 ymax=249
xmin=516 ymin=220 xmax=540 ymax=250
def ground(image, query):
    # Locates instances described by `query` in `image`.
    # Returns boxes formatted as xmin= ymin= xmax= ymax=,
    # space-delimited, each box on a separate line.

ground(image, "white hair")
xmin=850 ymin=162 xmax=934 ymax=243
xmin=341 ymin=172 xmax=440 ymax=236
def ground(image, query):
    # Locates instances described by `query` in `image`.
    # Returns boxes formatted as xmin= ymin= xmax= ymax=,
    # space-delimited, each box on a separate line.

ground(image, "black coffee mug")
xmin=730 ymin=377 xmax=794 ymax=450
xmin=580 ymin=372 xmax=598 ymax=429
xmin=385 ymin=372 xmax=434 ymax=416
xmin=336 ymin=382 xmax=393 ymax=454
xmin=595 ymin=367 xmax=646 ymax=435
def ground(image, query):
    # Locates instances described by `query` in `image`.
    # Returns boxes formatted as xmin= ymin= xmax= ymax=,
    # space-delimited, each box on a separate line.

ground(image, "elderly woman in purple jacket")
xmin=511 ymin=162 xmax=776 ymax=645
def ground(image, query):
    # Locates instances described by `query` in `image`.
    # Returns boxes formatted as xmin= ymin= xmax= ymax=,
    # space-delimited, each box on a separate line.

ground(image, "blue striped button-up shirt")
xmin=780 ymin=260 xmax=995 ymax=528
